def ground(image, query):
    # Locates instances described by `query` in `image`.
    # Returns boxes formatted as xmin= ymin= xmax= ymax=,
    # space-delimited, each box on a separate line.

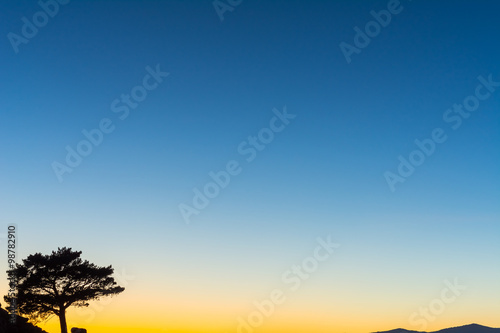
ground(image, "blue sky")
xmin=0 ymin=1 xmax=499 ymax=332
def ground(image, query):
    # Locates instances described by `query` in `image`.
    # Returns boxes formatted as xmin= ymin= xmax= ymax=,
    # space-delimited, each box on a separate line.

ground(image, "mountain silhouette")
xmin=374 ymin=324 xmax=500 ymax=333
xmin=0 ymin=305 xmax=48 ymax=333
xmin=1 ymin=315 xmax=498 ymax=333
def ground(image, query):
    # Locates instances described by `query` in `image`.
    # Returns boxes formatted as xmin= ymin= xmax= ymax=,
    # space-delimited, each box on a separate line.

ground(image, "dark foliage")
xmin=3 ymin=247 xmax=124 ymax=333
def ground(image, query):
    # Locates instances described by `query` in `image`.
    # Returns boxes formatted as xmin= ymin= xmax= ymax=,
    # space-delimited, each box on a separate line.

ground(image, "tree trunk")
xmin=59 ymin=307 xmax=68 ymax=333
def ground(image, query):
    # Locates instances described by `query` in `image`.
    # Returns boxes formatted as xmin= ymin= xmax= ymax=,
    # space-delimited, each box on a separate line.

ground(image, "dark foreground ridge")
xmin=0 ymin=306 xmax=48 ymax=333
xmin=374 ymin=324 xmax=500 ymax=333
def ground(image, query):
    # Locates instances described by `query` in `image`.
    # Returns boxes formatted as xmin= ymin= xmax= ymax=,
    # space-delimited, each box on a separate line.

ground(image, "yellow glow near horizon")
xmin=8 ymin=277 xmax=498 ymax=333
xmin=35 ymin=299 xmax=500 ymax=333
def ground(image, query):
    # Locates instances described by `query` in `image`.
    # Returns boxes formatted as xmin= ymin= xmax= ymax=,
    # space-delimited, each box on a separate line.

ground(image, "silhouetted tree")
xmin=4 ymin=247 xmax=124 ymax=333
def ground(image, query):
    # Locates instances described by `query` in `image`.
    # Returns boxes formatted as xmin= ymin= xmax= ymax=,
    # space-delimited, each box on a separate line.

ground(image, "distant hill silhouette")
xmin=0 ymin=305 xmax=48 ymax=333
xmin=374 ymin=324 xmax=500 ymax=333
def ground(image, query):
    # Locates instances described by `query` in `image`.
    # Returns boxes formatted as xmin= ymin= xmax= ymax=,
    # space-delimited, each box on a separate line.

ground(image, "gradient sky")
xmin=1 ymin=1 xmax=499 ymax=333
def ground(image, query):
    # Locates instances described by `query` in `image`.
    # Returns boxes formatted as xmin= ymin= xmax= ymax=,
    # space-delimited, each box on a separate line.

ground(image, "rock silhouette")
xmin=0 ymin=304 xmax=48 ymax=333
xmin=70 ymin=328 xmax=87 ymax=333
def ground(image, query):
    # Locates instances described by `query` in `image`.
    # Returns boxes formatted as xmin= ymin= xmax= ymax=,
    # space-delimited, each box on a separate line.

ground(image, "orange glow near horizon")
xmin=33 ymin=298 xmax=500 ymax=333
xmin=3 ymin=280 xmax=498 ymax=333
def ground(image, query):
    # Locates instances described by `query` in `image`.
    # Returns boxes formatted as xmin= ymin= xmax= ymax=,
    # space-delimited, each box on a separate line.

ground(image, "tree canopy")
xmin=4 ymin=247 xmax=124 ymax=333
